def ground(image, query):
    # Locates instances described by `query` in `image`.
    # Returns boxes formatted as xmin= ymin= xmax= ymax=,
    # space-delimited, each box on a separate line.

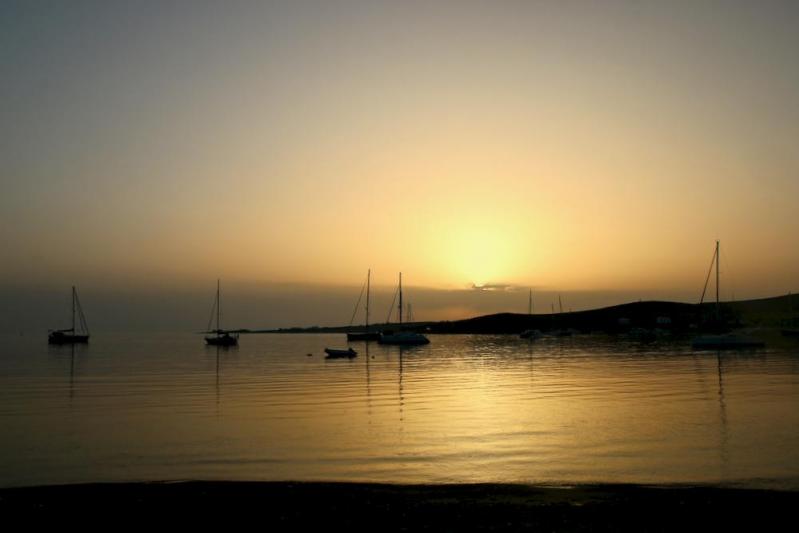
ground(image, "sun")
xmin=443 ymin=226 xmax=517 ymax=287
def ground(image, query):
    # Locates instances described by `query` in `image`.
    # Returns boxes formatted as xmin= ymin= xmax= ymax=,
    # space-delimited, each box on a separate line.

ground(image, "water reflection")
xmin=364 ymin=341 xmax=372 ymax=419
xmin=717 ymin=352 xmax=730 ymax=474
xmin=3 ymin=333 xmax=797 ymax=488
xmin=398 ymin=346 xmax=405 ymax=423
xmin=209 ymin=343 xmax=237 ymax=410
xmin=48 ymin=342 xmax=87 ymax=402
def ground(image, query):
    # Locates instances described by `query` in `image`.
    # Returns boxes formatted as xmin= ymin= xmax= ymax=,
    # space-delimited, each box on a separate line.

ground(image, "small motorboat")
xmin=324 ymin=347 xmax=357 ymax=359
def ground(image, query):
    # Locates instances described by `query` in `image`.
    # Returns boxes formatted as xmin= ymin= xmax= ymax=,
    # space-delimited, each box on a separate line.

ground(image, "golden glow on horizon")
xmin=2 ymin=2 xmax=798 ymax=300
xmin=437 ymin=220 xmax=520 ymax=289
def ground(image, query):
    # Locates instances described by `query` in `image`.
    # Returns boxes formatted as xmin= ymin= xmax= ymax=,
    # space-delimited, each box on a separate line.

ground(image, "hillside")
xmin=266 ymin=293 xmax=798 ymax=335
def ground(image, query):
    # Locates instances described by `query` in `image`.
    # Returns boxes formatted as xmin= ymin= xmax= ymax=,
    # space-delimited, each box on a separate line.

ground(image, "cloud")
xmin=471 ymin=283 xmax=516 ymax=292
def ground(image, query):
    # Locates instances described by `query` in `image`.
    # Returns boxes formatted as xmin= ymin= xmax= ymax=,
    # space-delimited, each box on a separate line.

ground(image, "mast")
xmin=217 ymin=279 xmax=221 ymax=334
xmin=558 ymin=294 xmax=563 ymax=314
xmin=366 ymin=269 xmax=371 ymax=329
xmin=716 ymin=241 xmax=721 ymax=321
xmin=71 ymin=286 xmax=76 ymax=332
xmin=398 ymin=272 xmax=403 ymax=325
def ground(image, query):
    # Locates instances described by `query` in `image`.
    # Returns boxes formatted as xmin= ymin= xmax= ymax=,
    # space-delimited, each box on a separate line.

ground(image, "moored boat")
xmin=690 ymin=241 xmax=764 ymax=350
xmin=206 ymin=330 xmax=239 ymax=346
xmin=376 ymin=273 xmax=429 ymax=346
xmin=325 ymin=347 xmax=357 ymax=358
xmin=204 ymin=280 xmax=239 ymax=347
xmin=347 ymin=269 xmax=380 ymax=341
xmin=48 ymin=286 xmax=90 ymax=344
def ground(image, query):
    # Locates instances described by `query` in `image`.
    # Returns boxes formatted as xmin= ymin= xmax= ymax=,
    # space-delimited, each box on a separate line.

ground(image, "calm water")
xmin=1 ymin=333 xmax=798 ymax=488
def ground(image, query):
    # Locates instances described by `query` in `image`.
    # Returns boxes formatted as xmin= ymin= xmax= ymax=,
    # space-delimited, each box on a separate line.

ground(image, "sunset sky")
xmin=1 ymin=1 xmax=798 ymax=330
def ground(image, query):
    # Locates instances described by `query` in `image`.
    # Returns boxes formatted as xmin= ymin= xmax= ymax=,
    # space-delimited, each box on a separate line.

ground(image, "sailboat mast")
xmin=72 ymin=286 xmax=76 ymax=332
xmin=366 ymin=269 xmax=371 ymax=329
xmin=398 ymin=272 xmax=403 ymax=325
xmin=716 ymin=241 xmax=721 ymax=320
xmin=217 ymin=279 xmax=221 ymax=334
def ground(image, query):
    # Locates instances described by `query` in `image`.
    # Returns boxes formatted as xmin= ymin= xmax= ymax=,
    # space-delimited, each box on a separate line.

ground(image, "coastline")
xmin=259 ymin=294 xmax=799 ymax=335
xmin=2 ymin=481 xmax=796 ymax=529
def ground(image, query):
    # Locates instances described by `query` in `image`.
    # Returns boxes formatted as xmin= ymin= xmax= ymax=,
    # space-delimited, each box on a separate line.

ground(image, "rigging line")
xmin=386 ymin=283 xmax=400 ymax=324
xmin=74 ymin=290 xmax=89 ymax=334
xmin=348 ymin=279 xmax=367 ymax=327
xmin=720 ymin=246 xmax=735 ymax=301
xmin=206 ymin=294 xmax=218 ymax=333
xmin=699 ymin=245 xmax=717 ymax=305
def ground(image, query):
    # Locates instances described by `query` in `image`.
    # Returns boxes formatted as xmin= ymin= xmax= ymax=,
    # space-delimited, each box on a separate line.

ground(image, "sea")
xmin=1 ymin=332 xmax=798 ymax=488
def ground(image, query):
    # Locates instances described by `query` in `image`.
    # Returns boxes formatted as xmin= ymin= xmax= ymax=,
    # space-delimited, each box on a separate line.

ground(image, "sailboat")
xmin=205 ymin=279 xmax=239 ymax=346
xmin=520 ymin=288 xmax=542 ymax=339
xmin=48 ymin=286 xmax=90 ymax=344
xmin=691 ymin=241 xmax=764 ymax=350
xmin=347 ymin=269 xmax=380 ymax=341
xmin=378 ymin=273 xmax=430 ymax=345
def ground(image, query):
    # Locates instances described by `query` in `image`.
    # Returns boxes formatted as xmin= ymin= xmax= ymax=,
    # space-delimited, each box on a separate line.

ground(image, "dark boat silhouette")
xmin=347 ymin=269 xmax=381 ymax=341
xmin=204 ymin=279 xmax=239 ymax=346
xmin=691 ymin=241 xmax=764 ymax=350
xmin=48 ymin=286 xmax=89 ymax=344
xmin=378 ymin=273 xmax=429 ymax=345
xmin=324 ymin=347 xmax=357 ymax=359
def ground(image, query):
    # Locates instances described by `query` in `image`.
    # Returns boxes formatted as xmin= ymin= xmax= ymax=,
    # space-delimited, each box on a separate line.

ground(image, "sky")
xmin=1 ymin=1 xmax=798 ymax=331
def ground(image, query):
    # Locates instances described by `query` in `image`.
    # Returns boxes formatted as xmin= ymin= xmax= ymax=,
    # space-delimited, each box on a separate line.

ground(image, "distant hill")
xmin=262 ymin=293 xmax=799 ymax=334
xmin=727 ymin=293 xmax=799 ymax=328
xmin=428 ymin=293 xmax=799 ymax=334
xmin=427 ymin=300 xmax=694 ymax=334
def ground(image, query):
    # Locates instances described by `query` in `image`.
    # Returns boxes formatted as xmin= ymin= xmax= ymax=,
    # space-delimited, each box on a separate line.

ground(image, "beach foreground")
xmin=1 ymin=482 xmax=796 ymax=530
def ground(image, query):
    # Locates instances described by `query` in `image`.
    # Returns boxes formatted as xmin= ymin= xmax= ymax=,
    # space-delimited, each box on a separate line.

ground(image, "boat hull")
xmin=325 ymin=348 xmax=357 ymax=359
xmin=378 ymin=333 xmax=430 ymax=345
xmin=346 ymin=332 xmax=381 ymax=341
xmin=205 ymin=335 xmax=238 ymax=346
xmin=48 ymin=333 xmax=89 ymax=345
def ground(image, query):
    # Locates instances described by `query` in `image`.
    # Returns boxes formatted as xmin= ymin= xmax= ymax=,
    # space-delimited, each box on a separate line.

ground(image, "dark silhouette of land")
xmin=266 ymin=293 xmax=799 ymax=335
xmin=1 ymin=482 xmax=796 ymax=530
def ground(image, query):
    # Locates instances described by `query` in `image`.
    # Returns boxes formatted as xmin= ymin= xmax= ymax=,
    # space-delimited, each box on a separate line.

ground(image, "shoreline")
xmin=258 ymin=294 xmax=799 ymax=336
xmin=2 ymin=481 xmax=796 ymax=529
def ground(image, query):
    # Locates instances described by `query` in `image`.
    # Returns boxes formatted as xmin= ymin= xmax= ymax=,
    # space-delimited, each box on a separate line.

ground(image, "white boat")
xmin=691 ymin=241 xmax=764 ymax=350
xmin=378 ymin=272 xmax=429 ymax=346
